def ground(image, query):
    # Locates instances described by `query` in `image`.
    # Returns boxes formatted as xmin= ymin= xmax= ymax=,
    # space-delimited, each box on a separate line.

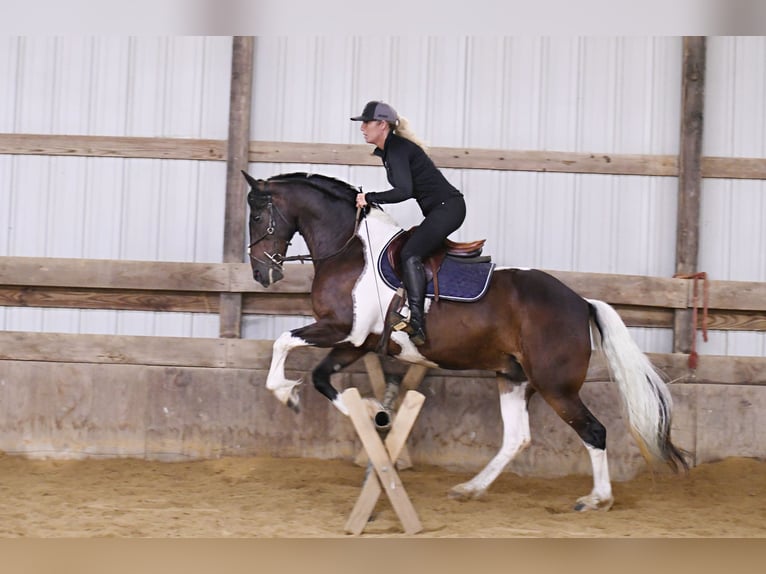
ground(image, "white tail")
xmin=587 ymin=299 xmax=686 ymax=471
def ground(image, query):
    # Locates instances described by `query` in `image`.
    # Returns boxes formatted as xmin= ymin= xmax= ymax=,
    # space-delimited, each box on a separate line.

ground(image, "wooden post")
xmin=354 ymin=356 xmax=428 ymax=469
xmin=674 ymin=36 xmax=706 ymax=353
xmin=344 ymin=387 xmax=425 ymax=535
xmin=220 ymin=36 xmax=255 ymax=339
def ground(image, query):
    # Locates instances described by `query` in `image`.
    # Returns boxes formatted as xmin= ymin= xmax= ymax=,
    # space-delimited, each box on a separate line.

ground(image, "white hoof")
xmin=574 ymin=493 xmax=614 ymax=512
xmin=448 ymin=482 xmax=487 ymax=501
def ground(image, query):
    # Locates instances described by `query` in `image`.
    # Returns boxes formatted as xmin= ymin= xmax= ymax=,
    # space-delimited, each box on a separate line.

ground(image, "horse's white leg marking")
xmin=391 ymin=331 xmax=439 ymax=368
xmin=449 ymin=381 xmax=530 ymax=500
xmin=266 ymin=331 xmax=308 ymax=408
xmin=331 ymin=392 xmax=349 ymax=416
xmin=574 ymin=444 xmax=614 ymax=511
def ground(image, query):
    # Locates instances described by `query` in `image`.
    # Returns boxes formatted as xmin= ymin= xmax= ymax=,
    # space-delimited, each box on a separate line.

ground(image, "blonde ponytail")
xmin=393 ymin=116 xmax=429 ymax=152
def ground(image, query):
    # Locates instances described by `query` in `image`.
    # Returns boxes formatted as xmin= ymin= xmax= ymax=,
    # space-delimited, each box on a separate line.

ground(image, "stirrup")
xmin=391 ymin=310 xmax=412 ymax=333
xmin=392 ymin=310 xmax=426 ymax=345
xmin=409 ymin=328 xmax=426 ymax=346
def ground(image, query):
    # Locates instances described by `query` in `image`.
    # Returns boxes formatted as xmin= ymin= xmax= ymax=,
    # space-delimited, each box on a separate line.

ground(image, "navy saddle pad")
xmin=377 ymin=232 xmax=495 ymax=303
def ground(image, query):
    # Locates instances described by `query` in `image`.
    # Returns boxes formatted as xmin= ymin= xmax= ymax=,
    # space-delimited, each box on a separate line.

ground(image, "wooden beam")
xmin=702 ymin=156 xmax=766 ymax=179
xmin=0 ymin=133 xmax=226 ymax=161
xmin=3 ymin=132 xmax=766 ymax=179
xmin=547 ymin=270 xmax=688 ymax=309
xmin=0 ymin=257 xmax=231 ymax=291
xmin=674 ymin=36 xmax=706 ymax=353
xmin=2 ymin=331 xmax=766 ymax=386
xmin=0 ymin=286 xmax=221 ymax=314
xmin=3 ymin=258 xmax=765 ymax=331
xmin=342 ymin=387 xmax=423 ymax=535
xmin=220 ymin=36 xmax=255 ymax=339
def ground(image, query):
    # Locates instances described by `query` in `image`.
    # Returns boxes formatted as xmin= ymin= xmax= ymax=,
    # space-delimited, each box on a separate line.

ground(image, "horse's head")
xmin=242 ymin=171 xmax=297 ymax=288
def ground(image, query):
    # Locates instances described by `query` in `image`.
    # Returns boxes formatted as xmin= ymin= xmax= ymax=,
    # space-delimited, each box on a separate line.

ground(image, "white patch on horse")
xmin=449 ymin=381 xmax=530 ymax=499
xmin=342 ymin=210 xmax=401 ymax=346
xmin=266 ymin=331 xmax=308 ymax=406
xmin=390 ymin=331 xmax=438 ymax=367
xmin=575 ymin=443 xmax=614 ymax=511
xmin=342 ymin=209 xmax=437 ymax=357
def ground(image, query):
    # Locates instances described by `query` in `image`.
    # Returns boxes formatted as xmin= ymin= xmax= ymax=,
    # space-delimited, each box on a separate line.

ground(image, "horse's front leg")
xmin=266 ymin=321 xmax=361 ymax=414
xmin=310 ymin=345 xmax=368 ymax=415
xmin=266 ymin=330 xmax=311 ymax=412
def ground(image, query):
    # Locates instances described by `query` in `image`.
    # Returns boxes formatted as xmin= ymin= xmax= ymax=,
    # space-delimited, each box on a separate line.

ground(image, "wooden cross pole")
xmin=355 ymin=354 xmax=428 ymax=470
xmin=343 ymin=387 xmax=425 ymax=535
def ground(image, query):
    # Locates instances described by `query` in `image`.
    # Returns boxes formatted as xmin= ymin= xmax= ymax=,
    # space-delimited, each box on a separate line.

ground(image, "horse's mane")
xmin=268 ymin=172 xmax=358 ymax=205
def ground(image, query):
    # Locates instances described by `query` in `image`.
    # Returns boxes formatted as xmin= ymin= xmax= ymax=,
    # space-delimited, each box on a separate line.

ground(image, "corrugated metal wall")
xmin=1 ymin=36 xmax=764 ymax=356
xmin=245 ymin=37 xmax=684 ymax=349
xmin=0 ymin=37 xmax=232 ymax=337
xmin=701 ymin=36 xmax=766 ymax=357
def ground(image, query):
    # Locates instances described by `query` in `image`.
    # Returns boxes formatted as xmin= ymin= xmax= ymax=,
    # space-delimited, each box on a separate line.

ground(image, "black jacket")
xmin=364 ymin=132 xmax=462 ymax=215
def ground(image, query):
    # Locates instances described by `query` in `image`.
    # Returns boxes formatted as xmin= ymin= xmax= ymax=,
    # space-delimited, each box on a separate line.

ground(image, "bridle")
xmin=247 ymin=185 xmax=364 ymax=272
xmin=247 ymin=196 xmax=294 ymax=269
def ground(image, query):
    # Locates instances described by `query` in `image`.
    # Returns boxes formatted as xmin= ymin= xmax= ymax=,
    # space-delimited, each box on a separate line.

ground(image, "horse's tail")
xmin=587 ymin=298 xmax=689 ymax=474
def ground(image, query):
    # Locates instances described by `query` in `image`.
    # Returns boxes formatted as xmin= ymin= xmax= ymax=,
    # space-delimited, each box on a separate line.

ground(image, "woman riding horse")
xmin=352 ymin=101 xmax=466 ymax=346
xmin=243 ymin=170 xmax=689 ymax=512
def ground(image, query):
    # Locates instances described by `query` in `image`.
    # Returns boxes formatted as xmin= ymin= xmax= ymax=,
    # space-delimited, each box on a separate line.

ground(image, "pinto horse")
xmin=243 ymin=170 xmax=688 ymax=511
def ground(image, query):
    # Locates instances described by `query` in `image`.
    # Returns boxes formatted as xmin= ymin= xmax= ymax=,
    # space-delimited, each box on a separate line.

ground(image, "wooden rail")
xmin=2 ymin=133 xmax=766 ymax=179
xmin=1 ymin=330 xmax=765 ymax=386
xmin=2 ymin=256 xmax=765 ymax=333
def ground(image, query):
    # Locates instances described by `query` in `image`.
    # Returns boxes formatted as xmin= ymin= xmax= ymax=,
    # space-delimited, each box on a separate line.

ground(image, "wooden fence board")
xmin=705 ymin=311 xmax=766 ymax=332
xmin=2 ymin=257 xmax=765 ymax=331
xmin=0 ymin=286 xmax=221 ymax=314
xmin=547 ymin=270 xmax=688 ymax=308
xmin=0 ymin=257 xmax=311 ymax=293
xmin=2 ymin=331 xmax=764 ymax=385
xmin=0 ymin=257 xmax=230 ymax=291
xmin=2 ymin=133 xmax=766 ymax=179
xmin=0 ymin=133 xmax=226 ymax=161
xmin=704 ymin=279 xmax=766 ymax=311
xmin=0 ymin=331 xmax=230 ymax=368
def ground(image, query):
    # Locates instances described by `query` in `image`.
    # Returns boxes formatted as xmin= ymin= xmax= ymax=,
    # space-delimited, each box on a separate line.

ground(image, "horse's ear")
xmin=241 ymin=170 xmax=259 ymax=189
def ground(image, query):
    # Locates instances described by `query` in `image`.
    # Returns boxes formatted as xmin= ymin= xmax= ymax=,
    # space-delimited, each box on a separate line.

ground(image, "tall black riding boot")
xmin=402 ymin=256 xmax=427 ymax=346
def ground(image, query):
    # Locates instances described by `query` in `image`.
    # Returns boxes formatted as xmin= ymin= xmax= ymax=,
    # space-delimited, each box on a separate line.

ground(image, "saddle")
xmin=386 ymin=227 xmax=487 ymax=302
xmin=375 ymin=228 xmax=494 ymax=353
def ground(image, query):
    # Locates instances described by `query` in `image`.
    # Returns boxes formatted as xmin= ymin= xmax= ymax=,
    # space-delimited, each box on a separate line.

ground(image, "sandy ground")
xmin=0 ymin=453 xmax=764 ymax=538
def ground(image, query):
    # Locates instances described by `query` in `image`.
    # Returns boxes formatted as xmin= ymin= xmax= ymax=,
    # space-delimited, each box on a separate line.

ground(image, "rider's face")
xmin=360 ymin=120 xmax=388 ymax=148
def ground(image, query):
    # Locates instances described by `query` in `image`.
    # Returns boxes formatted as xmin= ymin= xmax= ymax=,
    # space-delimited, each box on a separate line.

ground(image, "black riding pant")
xmin=400 ymin=195 xmax=466 ymax=263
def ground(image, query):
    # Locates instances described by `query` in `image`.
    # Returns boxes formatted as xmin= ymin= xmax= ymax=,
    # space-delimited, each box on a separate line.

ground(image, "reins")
xmin=280 ymin=206 xmax=363 ymax=264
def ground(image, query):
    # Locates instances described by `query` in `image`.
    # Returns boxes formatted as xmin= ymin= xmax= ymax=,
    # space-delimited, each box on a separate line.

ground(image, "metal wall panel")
xmin=2 ymin=36 xmax=764 ymax=356
xmin=699 ymin=36 xmax=766 ymax=357
xmin=0 ymin=37 xmax=232 ymax=337
xmin=245 ymin=37 xmax=684 ymax=351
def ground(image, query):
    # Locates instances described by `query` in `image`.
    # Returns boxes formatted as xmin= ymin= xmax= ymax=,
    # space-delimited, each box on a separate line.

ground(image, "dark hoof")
xmin=286 ymin=397 xmax=301 ymax=414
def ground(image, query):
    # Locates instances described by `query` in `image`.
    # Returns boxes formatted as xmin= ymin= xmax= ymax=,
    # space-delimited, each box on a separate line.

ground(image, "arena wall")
xmin=1 ymin=36 xmax=765 ymax=478
xmin=1 ymin=340 xmax=764 ymax=480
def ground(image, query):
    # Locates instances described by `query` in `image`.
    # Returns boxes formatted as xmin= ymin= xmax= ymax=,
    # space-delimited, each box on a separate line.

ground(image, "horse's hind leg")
xmin=541 ymin=391 xmax=613 ymax=511
xmin=448 ymin=376 xmax=531 ymax=501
